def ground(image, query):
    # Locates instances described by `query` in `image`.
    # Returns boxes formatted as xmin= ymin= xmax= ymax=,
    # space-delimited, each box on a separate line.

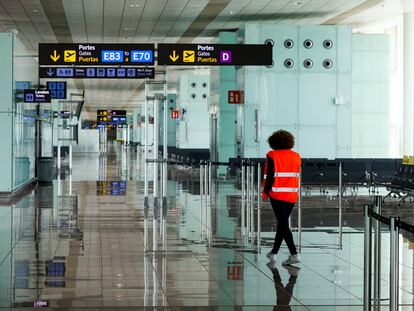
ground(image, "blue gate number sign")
xmin=101 ymin=50 xmax=124 ymax=63
xmin=131 ymin=50 xmax=153 ymax=63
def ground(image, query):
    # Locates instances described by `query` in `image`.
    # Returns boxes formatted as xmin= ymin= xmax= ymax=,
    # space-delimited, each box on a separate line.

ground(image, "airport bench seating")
xmin=229 ymin=157 xmax=401 ymax=190
xmin=382 ymin=163 xmax=414 ymax=203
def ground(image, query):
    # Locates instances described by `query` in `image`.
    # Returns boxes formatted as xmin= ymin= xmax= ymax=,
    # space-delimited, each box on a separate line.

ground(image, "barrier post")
xmin=338 ymin=162 xmax=343 ymax=249
xmin=373 ymin=195 xmax=382 ymax=307
xmin=241 ymin=161 xmax=246 ymax=236
xmin=250 ymin=163 xmax=255 ymax=241
xmin=144 ymin=79 xmax=149 ymax=209
xmin=389 ymin=217 xmax=399 ymax=311
xmin=200 ymin=161 xmax=204 ymax=237
xmin=246 ymin=163 xmax=251 ymax=239
xmin=363 ymin=204 xmax=372 ymax=311
xmin=298 ymin=172 xmax=302 ymax=253
xmin=204 ymin=162 xmax=208 ymax=201
xmin=257 ymin=162 xmax=261 ymax=253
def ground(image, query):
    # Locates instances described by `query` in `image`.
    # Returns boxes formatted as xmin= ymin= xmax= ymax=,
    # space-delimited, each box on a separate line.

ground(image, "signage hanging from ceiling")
xmin=38 ymin=43 xmax=155 ymax=66
xmin=157 ymin=43 xmax=272 ymax=66
xmin=46 ymin=81 xmax=67 ymax=99
xmin=97 ymin=110 xmax=127 ymax=128
xmin=24 ymin=89 xmax=51 ymax=103
xmin=39 ymin=67 xmax=155 ymax=79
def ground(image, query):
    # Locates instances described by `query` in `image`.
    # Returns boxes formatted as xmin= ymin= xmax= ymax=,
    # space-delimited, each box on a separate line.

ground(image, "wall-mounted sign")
xmin=228 ymin=90 xmax=244 ymax=104
xmin=46 ymin=81 xmax=67 ymax=99
xmin=24 ymin=89 xmax=51 ymax=103
xmin=38 ymin=43 xmax=154 ymax=66
xmin=171 ymin=109 xmax=180 ymax=119
xmin=157 ymin=43 xmax=272 ymax=66
xmin=39 ymin=67 xmax=154 ymax=79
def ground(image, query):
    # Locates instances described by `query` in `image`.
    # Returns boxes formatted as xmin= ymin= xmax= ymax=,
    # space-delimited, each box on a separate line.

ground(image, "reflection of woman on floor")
xmin=267 ymin=263 xmax=299 ymax=311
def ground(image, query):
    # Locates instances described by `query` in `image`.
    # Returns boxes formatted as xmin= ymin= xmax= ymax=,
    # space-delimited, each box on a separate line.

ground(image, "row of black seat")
xmin=167 ymin=147 xmax=210 ymax=165
xmin=387 ymin=164 xmax=414 ymax=193
xmin=229 ymin=158 xmax=402 ymax=186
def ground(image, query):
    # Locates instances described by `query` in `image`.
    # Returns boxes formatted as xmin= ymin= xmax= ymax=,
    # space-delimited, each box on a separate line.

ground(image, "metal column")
xmin=297 ymin=172 xmax=302 ymax=253
xmin=390 ymin=217 xmax=399 ymax=311
xmin=257 ymin=162 xmax=262 ymax=253
xmin=241 ymin=161 xmax=246 ymax=236
xmin=373 ymin=195 xmax=382 ymax=308
xmin=363 ymin=205 xmax=372 ymax=311
xmin=144 ymin=79 xmax=149 ymax=209
xmin=162 ymin=66 xmax=168 ymax=209
xmin=338 ymin=162 xmax=343 ymax=249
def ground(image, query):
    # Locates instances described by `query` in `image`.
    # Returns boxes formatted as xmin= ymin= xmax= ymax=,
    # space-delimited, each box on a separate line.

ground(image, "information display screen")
xmin=97 ymin=110 xmax=127 ymax=127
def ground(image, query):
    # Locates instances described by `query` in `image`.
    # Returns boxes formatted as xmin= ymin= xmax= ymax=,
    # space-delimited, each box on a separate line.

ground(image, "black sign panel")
xmin=157 ymin=43 xmax=272 ymax=66
xmin=46 ymin=81 xmax=67 ymax=99
xmin=24 ymin=90 xmax=51 ymax=103
xmin=38 ymin=43 xmax=154 ymax=66
xmin=39 ymin=66 xmax=155 ymax=79
xmin=97 ymin=110 xmax=127 ymax=127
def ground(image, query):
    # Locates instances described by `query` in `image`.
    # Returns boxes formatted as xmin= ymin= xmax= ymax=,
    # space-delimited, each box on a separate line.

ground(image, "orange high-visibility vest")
xmin=264 ymin=149 xmax=301 ymax=203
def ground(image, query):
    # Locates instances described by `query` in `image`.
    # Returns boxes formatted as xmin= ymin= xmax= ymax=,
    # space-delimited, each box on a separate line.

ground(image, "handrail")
xmin=367 ymin=203 xmax=414 ymax=233
xmin=364 ymin=195 xmax=414 ymax=311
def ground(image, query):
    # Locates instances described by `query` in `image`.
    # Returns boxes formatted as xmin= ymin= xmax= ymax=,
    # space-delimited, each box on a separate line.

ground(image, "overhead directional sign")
xmin=39 ymin=67 xmax=155 ymax=79
xmin=46 ymin=81 xmax=67 ymax=99
xmin=38 ymin=43 xmax=155 ymax=66
xmin=24 ymin=89 xmax=51 ymax=103
xmin=157 ymin=43 xmax=272 ymax=66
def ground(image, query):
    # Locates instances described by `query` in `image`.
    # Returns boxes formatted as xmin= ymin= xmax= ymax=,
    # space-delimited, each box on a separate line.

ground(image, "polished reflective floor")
xmin=3 ymin=143 xmax=414 ymax=310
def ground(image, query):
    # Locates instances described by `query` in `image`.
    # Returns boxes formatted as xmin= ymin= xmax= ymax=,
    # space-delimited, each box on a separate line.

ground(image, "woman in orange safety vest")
xmin=262 ymin=130 xmax=301 ymax=266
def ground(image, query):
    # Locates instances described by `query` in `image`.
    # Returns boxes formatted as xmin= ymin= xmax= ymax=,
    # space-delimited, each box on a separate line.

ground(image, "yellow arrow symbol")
xmin=50 ymin=50 xmax=60 ymax=62
xmin=169 ymin=50 xmax=179 ymax=62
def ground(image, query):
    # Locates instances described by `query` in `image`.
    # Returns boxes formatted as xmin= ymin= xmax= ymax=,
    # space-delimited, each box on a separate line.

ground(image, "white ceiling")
xmin=1 ymin=0 xmax=414 ymax=116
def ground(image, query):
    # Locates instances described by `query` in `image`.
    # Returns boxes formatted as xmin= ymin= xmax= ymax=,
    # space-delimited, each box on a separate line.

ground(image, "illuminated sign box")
xmin=39 ymin=43 xmax=155 ymax=66
xmin=157 ymin=43 xmax=272 ymax=66
xmin=228 ymin=90 xmax=244 ymax=104
xmin=39 ymin=67 xmax=155 ymax=79
xmin=24 ymin=89 xmax=51 ymax=103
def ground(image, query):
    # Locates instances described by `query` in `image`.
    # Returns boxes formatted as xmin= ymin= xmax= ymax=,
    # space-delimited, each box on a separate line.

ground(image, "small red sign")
xmin=228 ymin=90 xmax=244 ymax=104
xmin=171 ymin=110 xmax=180 ymax=119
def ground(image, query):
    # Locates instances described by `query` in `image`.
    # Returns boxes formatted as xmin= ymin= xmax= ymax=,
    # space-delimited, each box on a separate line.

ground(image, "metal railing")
xmin=198 ymin=159 xmax=345 ymax=255
xmin=199 ymin=160 xmax=263 ymax=253
xmin=364 ymin=195 xmax=414 ymax=311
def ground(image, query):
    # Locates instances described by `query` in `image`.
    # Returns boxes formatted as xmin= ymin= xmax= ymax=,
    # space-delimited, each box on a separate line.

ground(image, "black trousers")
xmin=270 ymin=197 xmax=297 ymax=255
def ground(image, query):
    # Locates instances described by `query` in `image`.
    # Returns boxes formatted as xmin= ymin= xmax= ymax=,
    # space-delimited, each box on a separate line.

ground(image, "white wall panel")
xmin=242 ymin=24 xmax=352 ymax=159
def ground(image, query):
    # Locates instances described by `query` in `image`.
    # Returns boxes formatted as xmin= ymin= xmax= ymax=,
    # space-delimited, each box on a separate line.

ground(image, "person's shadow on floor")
xmin=266 ymin=262 xmax=300 ymax=311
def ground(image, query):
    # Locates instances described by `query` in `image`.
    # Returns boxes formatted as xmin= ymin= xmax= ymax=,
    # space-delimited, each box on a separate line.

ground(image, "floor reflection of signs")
xmin=96 ymin=180 xmax=126 ymax=195
xmin=227 ymin=261 xmax=243 ymax=280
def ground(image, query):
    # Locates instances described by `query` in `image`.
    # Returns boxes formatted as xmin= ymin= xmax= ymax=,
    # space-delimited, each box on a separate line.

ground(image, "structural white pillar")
xmin=403 ymin=13 xmax=414 ymax=154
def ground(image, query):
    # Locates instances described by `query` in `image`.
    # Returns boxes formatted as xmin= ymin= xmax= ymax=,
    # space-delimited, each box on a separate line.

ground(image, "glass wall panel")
xmin=13 ymin=36 xmax=38 ymax=189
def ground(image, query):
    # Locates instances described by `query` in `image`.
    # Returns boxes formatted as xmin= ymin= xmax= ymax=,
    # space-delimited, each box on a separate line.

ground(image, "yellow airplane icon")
xmin=183 ymin=50 xmax=195 ymax=62
xmin=64 ymin=50 xmax=76 ymax=62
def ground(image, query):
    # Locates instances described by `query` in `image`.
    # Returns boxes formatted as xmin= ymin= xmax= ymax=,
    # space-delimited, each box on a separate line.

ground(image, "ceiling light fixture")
xmin=130 ymin=4 xmax=139 ymax=7
xmin=294 ymin=1 xmax=302 ymax=5
xmin=33 ymin=9 xmax=38 ymax=13
xmin=230 ymin=11 xmax=234 ymax=15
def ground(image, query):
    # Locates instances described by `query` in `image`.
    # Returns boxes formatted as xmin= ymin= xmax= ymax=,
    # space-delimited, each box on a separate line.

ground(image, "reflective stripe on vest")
xmin=271 ymin=187 xmax=299 ymax=193
xmin=274 ymin=172 xmax=300 ymax=178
